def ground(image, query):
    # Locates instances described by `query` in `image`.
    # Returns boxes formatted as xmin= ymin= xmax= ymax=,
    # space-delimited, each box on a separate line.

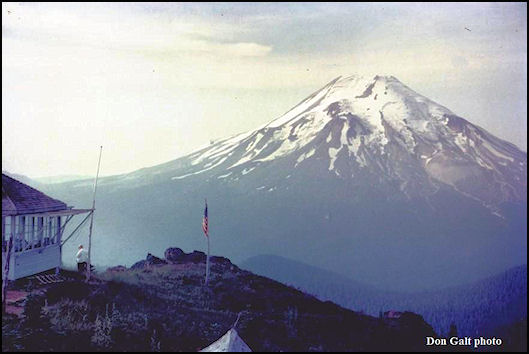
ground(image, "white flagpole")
xmin=206 ymin=230 xmax=210 ymax=285
xmin=87 ymin=146 xmax=103 ymax=282
xmin=205 ymin=198 xmax=210 ymax=286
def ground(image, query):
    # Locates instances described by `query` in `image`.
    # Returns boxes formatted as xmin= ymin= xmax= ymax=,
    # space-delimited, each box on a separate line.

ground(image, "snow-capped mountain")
xmin=45 ymin=75 xmax=527 ymax=291
xmin=116 ymin=74 xmax=526 ymax=209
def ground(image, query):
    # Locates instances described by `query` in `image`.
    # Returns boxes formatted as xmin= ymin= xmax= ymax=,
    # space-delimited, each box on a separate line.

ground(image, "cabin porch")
xmin=2 ymin=209 xmax=91 ymax=281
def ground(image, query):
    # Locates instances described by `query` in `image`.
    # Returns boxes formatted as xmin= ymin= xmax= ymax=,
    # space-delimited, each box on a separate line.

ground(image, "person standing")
xmin=76 ymin=244 xmax=88 ymax=273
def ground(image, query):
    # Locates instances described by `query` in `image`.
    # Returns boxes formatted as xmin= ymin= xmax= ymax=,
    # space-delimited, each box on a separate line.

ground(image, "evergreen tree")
xmin=448 ymin=322 xmax=458 ymax=338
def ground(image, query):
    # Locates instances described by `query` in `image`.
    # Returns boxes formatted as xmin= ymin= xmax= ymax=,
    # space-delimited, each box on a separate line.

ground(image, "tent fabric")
xmin=200 ymin=328 xmax=252 ymax=352
xmin=2 ymin=174 xmax=68 ymax=216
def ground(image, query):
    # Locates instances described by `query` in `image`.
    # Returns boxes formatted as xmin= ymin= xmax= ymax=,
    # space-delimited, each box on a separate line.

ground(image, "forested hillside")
xmin=241 ymin=256 xmax=527 ymax=338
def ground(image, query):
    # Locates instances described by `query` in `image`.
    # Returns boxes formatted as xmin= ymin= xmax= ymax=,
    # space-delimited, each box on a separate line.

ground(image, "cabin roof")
xmin=2 ymin=174 xmax=69 ymax=216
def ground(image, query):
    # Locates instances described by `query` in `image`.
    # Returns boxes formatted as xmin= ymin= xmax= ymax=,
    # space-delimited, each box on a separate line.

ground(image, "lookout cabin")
xmin=2 ymin=174 xmax=92 ymax=280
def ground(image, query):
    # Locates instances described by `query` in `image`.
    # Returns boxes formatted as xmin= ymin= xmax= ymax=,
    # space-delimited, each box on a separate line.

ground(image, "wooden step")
xmin=32 ymin=274 xmax=65 ymax=284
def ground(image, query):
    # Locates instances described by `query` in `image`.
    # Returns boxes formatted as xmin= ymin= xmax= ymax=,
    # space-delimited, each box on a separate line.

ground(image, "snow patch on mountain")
xmin=217 ymin=172 xmax=232 ymax=179
xmin=296 ymin=149 xmax=315 ymax=167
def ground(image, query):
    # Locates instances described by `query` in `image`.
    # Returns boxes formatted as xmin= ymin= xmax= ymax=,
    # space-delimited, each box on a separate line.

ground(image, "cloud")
xmin=2 ymin=2 xmax=272 ymax=58
xmin=221 ymin=42 xmax=272 ymax=57
xmin=451 ymin=55 xmax=469 ymax=69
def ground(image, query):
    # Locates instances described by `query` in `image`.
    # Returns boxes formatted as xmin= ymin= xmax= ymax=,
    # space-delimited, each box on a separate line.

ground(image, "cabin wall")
xmin=2 ymin=252 xmax=11 ymax=279
xmin=2 ymin=251 xmax=15 ymax=280
xmin=11 ymin=245 xmax=61 ymax=280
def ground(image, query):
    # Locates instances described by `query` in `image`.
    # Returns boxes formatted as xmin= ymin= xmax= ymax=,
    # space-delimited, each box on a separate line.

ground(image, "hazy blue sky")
xmin=2 ymin=2 xmax=527 ymax=177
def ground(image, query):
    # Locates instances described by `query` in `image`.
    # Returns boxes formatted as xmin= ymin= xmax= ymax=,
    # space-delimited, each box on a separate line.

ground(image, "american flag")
xmin=202 ymin=200 xmax=208 ymax=237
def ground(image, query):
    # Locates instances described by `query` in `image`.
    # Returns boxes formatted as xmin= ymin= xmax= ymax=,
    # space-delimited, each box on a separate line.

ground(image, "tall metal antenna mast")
xmin=87 ymin=146 xmax=103 ymax=281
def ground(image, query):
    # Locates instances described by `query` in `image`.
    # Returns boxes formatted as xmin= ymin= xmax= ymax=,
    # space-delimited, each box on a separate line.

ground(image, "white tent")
xmin=200 ymin=328 xmax=252 ymax=352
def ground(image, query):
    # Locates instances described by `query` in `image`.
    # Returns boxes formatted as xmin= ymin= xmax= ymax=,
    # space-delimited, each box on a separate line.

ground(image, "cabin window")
xmin=16 ymin=216 xmax=30 ymax=252
xmin=3 ymin=217 xmax=15 ymax=253
xmin=21 ymin=216 xmax=34 ymax=252
xmin=29 ymin=217 xmax=36 ymax=250
xmin=55 ymin=216 xmax=61 ymax=244
xmin=49 ymin=217 xmax=56 ymax=245
xmin=15 ymin=216 xmax=26 ymax=252
xmin=1 ymin=216 xmax=6 ymax=252
xmin=45 ymin=217 xmax=53 ymax=246
xmin=43 ymin=216 xmax=59 ymax=246
xmin=36 ymin=217 xmax=44 ymax=248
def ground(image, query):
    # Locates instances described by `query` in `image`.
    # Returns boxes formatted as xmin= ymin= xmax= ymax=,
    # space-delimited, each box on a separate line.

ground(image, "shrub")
xmin=91 ymin=308 xmax=113 ymax=349
xmin=44 ymin=299 xmax=92 ymax=333
xmin=150 ymin=329 xmax=161 ymax=352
